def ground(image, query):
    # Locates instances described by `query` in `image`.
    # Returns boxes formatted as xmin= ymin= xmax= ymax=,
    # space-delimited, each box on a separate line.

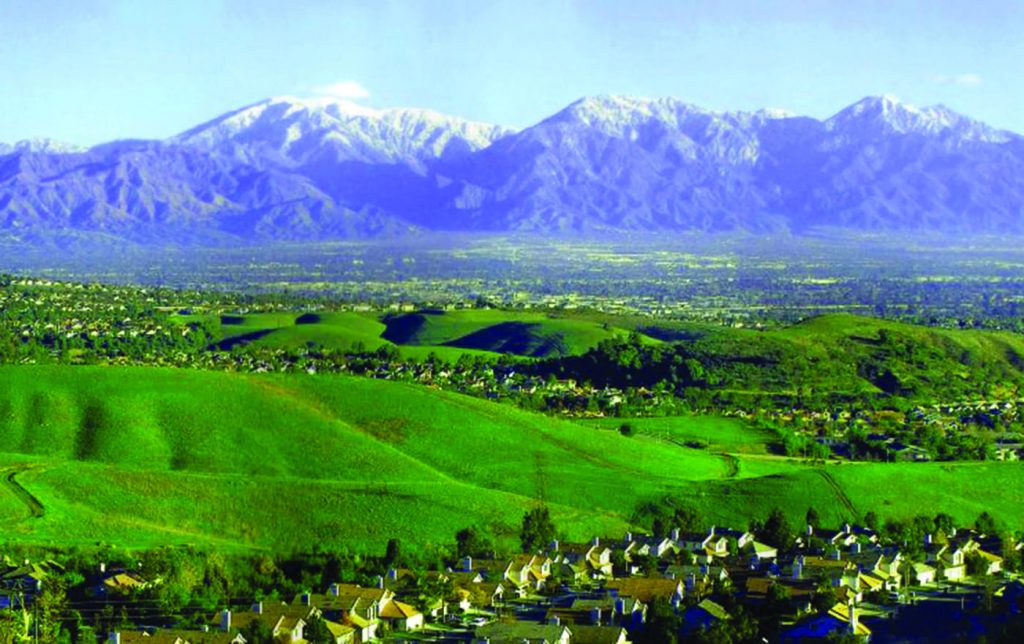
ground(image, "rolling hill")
xmin=172 ymin=308 xmax=660 ymax=359
xmin=0 ymin=365 xmax=1021 ymax=553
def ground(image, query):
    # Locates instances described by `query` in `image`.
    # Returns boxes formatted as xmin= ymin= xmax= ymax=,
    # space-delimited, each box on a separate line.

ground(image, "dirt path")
xmin=815 ymin=468 xmax=857 ymax=518
xmin=0 ymin=465 xmax=45 ymax=520
xmin=720 ymin=454 xmax=740 ymax=479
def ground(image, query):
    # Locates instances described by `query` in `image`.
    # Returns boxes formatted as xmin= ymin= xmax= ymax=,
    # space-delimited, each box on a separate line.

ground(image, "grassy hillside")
xmin=577 ymin=416 xmax=776 ymax=454
xmin=381 ymin=309 xmax=659 ymax=358
xmin=563 ymin=313 xmax=1024 ymax=403
xmin=1 ymin=365 xmax=1021 ymax=553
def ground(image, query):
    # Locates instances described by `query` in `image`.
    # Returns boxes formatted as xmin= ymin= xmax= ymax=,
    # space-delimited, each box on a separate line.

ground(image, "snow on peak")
xmin=824 ymin=95 xmax=1008 ymax=141
xmin=172 ymin=96 xmax=511 ymax=165
xmin=7 ymin=138 xmax=86 ymax=154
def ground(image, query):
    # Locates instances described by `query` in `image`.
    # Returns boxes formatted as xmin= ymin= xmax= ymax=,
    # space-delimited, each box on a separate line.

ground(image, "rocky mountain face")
xmin=2 ymin=94 xmax=1022 ymax=245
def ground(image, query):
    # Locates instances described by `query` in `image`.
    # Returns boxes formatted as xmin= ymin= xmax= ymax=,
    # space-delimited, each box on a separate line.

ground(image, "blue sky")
xmin=2 ymin=0 xmax=1022 ymax=145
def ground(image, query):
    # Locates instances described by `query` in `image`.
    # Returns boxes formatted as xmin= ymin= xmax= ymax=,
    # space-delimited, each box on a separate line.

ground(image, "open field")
xmin=1 ymin=364 xmax=1022 ymax=553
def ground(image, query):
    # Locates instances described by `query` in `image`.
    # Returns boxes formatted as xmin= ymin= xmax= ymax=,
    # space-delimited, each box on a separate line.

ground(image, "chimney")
xmin=329 ymin=583 xmax=340 ymax=596
xmin=851 ymin=542 xmax=862 ymax=554
xmin=806 ymin=524 xmax=814 ymax=536
xmin=220 ymin=609 xmax=232 ymax=632
xmin=99 ymin=562 xmax=107 ymax=574
xmin=388 ymin=568 xmax=398 ymax=581
xmin=550 ymin=539 xmax=560 ymax=552
xmin=670 ymin=528 xmax=680 ymax=541
xmin=251 ymin=602 xmax=263 ymax=615
xmin=301 ymin=592 xmax=311 ymax=606
xmin=108 ymin=633 xmax=121 ymax=644
xmin=614 ymin=597 xmax=626 ymax=616
xmin=376 ymin=575 xmax=384 ymax=589
xmin=624 ymin=531 xmax=633 ymax=543
xmin=591 ymin=536 xmax=600 ymax=547
xmin=843 ymin=523 xmax=851 ymax=534
xmin=548 ymin=615 xmax=560 ymax=626
xmin=460 ymin=556 xmax=473 ymax=572
xmin=925 ymin=533 xmax=933 ymax=545
xmin=589 ymin=607 xmax=601 ymax=625
xmin=831 ymin=548 xmax=841 ymax=561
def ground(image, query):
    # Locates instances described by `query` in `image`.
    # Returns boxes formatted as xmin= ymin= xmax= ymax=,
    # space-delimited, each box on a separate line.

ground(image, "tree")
xmin=455 ymin=527 xmax=491 ymax=559
xmin=384 ymin=539 xmax=403 ymax=568
xmin=303 ymin=616 xmax=333 ymax=644
xmin=762 ymin=507 xmax=794 ymax=551
xmin=520 ymin=506 xmax=556 ymax=553
xmin=806 ymin=506 xmax=821 ymax=528
xmin=240 ymin=618 xmax=274 ymax=644
xmin=33 ymin=578 xmax=68 ymax=644
xmin=975 ymin=511 xmax=1000 ymax=536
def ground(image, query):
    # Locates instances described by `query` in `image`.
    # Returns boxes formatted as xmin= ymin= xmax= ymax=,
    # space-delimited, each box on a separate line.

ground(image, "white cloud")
xmin=312 ymin=80 xmax=371 ymax=100
xmin=930 ymin=73 xmax=983 ymax=87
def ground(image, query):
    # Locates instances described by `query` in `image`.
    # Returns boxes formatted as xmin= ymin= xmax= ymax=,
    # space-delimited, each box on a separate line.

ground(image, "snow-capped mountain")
xmin=172 ymin=96 xmax=512 ymax=168
xmin=1 ymin=94 xmax=1023 ymax=245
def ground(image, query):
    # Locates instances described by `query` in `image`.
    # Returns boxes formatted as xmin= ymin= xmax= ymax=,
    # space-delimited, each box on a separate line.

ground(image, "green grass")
xmin=1 ymin=364 xmax=1021 ymax=553
xmin=577 ymin=415 xmax=776 ymax=454
xmin=0 ymin=365 xmax=739 ymax=551
xmin=381 ymin=309 xmax=659 ymax=358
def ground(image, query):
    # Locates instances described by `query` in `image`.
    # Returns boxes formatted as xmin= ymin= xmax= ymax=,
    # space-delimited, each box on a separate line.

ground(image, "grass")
xmin=577 ymin=415 xmax=776 ymax=454
xmin=173 ymin=308 xmax=667 ymax=359
xmin=0 ymin=364 xmax=1021 ymax=553
xmin=380 ymin=309 xmax=659 ymax=358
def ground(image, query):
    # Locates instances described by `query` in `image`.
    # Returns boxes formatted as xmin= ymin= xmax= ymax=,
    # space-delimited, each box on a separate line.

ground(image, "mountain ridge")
xmin=2 ymin=94 xmax=1023 ymax=246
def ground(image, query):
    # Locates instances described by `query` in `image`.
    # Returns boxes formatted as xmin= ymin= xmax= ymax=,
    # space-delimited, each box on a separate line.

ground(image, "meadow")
xmin=1 ymin=364 xmax=1021 ymax=554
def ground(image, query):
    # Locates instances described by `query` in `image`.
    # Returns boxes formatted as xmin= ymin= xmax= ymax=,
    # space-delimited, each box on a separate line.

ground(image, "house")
xmin=218 ymin=603 xmax=316 ymax=644
xmin=712 ymin=527 xmax=755 ymax=549
xmin=605 ymin=578 xmax=683 ymax=605
xmin=473 ymin=621 xmax=571 ymax=643
xmin=378 ymin=599 xmax=423 ymax=631
xmin=89 ymin=568 xmax=152 ymax=597
xmin=911 ymin=562 xmax=937 ymax=586
xmin=313 ymin=583 xmax=394 ymax=642
xmin=682 ymin=599 xmax=730 ymax=634
xmin=503 ymin=555 xmax=553 ymax=594
xmin=554 ymin=539 xmax=614 ymax=579
xmin=110 ymin=631 xmax=247 ymax=644
xmin=781 ymin=601 xmax=871 ymax=641
xmin=322 ymin=621 xmax=356 ymax=644
xmin=748 ymin=541 xmax=778 ymax=563
xmin=569 ymin=625 xmax=629 ymax=644
xmin=449 ymin=572 xmax=504 ymax=610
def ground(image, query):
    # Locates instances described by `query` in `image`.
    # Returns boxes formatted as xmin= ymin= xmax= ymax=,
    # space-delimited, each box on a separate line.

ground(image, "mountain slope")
xmin=2 ymin=94 xmax=1023 ymax=244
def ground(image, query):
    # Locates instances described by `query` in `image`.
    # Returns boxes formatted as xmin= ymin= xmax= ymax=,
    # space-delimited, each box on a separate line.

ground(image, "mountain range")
xmin=2 ymin=94 xmax=1023 ymax=246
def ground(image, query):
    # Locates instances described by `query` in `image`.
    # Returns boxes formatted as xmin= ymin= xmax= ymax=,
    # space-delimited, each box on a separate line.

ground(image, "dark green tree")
xmin=520 ymin=506 xmax=556 ymax=553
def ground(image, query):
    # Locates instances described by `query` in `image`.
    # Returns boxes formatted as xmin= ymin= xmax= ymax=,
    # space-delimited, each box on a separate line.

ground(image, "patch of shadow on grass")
xmin=357 ymin=417 xmax=408 ymax=444
xmin=75 ymin=399 xmax=106 ymax=461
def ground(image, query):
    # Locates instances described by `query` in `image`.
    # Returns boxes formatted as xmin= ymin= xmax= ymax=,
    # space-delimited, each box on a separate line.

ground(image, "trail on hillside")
xmin=720 ymin=454 xmax=740 ymax=479
xmin=815 ymin=468 xmax=857 ymax=518
xmin=0 ymin=466 xmax=45 ymax=521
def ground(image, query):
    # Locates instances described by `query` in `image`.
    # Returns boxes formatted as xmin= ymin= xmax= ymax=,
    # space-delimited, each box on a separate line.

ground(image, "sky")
xmin=2 ymin=0 xmax=1023 ymax=145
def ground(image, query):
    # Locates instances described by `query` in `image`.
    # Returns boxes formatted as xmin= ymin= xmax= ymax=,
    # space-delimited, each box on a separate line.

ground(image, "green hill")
xmin=381 ymin=309 xmax=657 ymax=358
xmin=1 ymin=364 xmax=1021 ymax=553
xmin=560 ymin=313 xmax=1024 ymax=403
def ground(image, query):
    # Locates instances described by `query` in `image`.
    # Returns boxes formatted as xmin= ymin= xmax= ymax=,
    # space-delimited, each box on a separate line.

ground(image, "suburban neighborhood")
xmin=3 ymin=512 xmax=1022 ymax=643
